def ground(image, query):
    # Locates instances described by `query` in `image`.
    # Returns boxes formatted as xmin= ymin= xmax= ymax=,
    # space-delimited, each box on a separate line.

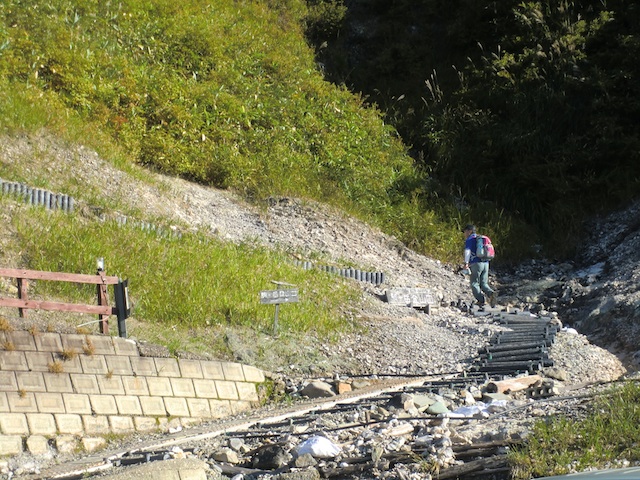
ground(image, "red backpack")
xmin=476 ymin=235 xmax=495 ymax=261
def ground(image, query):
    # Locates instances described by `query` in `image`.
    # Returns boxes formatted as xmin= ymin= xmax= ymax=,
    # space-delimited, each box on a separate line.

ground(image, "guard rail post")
xmin=96 ymin=259 xmax=109 ymax=334
xmin=114 ymin=279 xmax=131 ymax=338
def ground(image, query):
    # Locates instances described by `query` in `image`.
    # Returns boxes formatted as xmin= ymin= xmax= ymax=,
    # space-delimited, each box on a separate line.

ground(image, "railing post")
xmin=17 ymin=278 xmax=28 ymax=318
xmin=96 ymin=262 xmax=109 ymax=335
xmin=114 ymin=279 xmax=130 ymax=338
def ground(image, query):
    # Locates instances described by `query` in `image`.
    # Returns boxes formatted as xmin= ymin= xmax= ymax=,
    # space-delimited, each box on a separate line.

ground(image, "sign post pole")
xmin=273 ymin=303 xmax=280 ymax=335
xmin=260 ymin=281 xmax=298 ymax=335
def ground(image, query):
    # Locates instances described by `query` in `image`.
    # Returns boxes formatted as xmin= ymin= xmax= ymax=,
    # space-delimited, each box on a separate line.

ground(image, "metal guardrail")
xmin=0 ymin=178 xmax=74 ymax=211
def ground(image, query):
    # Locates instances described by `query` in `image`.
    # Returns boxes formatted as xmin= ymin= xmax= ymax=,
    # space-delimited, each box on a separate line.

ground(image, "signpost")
xmin=385 ymin=287 xmax=435 ymax=311
xmin=260 ymin=281 xmax=298 ymax=334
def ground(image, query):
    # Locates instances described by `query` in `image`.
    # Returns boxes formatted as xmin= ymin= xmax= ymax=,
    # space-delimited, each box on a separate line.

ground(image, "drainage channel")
xmin=26 ymin=310 xmax=561 ymax=480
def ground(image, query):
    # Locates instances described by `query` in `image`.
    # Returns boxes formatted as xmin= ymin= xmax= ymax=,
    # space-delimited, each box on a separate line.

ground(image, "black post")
xmin=114 ymin=279 xmax=130 ymax=338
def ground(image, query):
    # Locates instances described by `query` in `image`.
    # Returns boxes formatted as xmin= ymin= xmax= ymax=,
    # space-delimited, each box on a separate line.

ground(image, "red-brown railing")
xmin=0 ymin=267 xmax=130 ymax=337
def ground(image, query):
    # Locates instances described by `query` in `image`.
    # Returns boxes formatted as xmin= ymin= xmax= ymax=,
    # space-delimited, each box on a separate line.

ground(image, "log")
xmin=216 ymin=463 xmax=274 ymax=476
xmin=485 ymin=375 xmax=542 ymax=394
xmin=435 ymin=455 xmax=508 ymax=479
xmin=321 ymin=462 xmax=371 ymax=478
xmin=453 ymin=439 xmax=523 ymax=453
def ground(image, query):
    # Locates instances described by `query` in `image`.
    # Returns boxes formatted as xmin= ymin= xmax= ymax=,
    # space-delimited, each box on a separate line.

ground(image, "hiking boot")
xmin=489 ymin=292 xmax=498 ymax=308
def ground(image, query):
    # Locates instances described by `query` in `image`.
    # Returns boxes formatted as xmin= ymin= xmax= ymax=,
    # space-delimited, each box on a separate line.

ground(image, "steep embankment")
xmin=1 ymin=132 xmax=636 ymax=480
xmin=0 ymin=133 xmax=631 ymax=383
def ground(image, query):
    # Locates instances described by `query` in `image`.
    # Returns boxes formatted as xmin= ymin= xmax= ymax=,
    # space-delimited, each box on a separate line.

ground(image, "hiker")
xmin=462 ymin=224 xmax=497 ymax=310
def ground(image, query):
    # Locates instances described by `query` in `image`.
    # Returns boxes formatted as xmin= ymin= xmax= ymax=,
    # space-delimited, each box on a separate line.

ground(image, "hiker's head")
xmin=463 ymin=224 xmax=476 ymax=237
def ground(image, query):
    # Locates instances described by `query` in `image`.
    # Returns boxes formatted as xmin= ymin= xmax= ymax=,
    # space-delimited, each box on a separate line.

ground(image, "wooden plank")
xmin=0 ymin=297 xmax=114 ymax=315
xmin=486 ymin=375 xmax=542 ymax=394
xmin=0 ymin=268 xmax=119 ymax=285
xmin=436 ymin=455 xmax=508 ymax=479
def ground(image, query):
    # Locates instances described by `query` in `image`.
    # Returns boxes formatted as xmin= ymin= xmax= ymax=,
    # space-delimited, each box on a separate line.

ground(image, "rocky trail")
xmin=1 ymin=134 xmax=639 ymax=478
xmin=16 ymin=307 xmax=633 ymax=480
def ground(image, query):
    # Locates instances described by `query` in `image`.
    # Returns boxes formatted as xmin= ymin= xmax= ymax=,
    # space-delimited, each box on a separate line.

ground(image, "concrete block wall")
xmin=0 ymin=330 xmax=266 ymax=456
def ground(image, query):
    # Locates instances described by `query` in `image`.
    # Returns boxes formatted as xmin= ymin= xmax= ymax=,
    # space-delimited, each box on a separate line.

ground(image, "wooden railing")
xmin=0 ymin=267 xmax=130 ymax=337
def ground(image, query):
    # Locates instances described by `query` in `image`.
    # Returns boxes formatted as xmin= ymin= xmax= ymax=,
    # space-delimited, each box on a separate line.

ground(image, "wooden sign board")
xmin=385 ymin=287 xmax=434 ymax=308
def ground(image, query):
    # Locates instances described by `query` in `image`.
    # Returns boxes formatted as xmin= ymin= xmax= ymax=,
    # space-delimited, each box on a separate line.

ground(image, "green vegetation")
xmin=13 ymin=207 xmax=360 ymax=336
xmin=0 ymin=0 xmax=471 ymax=266
xmin=1 ymin=1 xmax=639 ymax=466
xmin=311 ymin=0 xmax=640 ymax=257
xmin=1 ymin=0 xmax=638 ymax=260
xmin=509 ymin=381 xmax=640 ymax=479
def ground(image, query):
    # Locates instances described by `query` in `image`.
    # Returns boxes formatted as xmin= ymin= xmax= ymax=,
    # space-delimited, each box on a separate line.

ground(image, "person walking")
xmin=462 ymin=224 xmax=496 ymax=310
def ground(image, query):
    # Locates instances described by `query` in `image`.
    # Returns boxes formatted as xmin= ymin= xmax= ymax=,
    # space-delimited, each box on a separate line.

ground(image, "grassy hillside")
xmin=0 ymin=143 xmax=364 ymax=360
xmin=0 ymin=0 xmax=494 ymax=264
xmin=0 ymin=0 xmax=534 ymax=355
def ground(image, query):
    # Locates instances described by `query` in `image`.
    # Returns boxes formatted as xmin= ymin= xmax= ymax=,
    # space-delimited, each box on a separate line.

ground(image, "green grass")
xmin=0 ymin=0 xmax=519 ymax=264
xmin=13 ymin=207 xmax=361 ymax=336
xmin=509 ymin=381 xmax=640 ymax=479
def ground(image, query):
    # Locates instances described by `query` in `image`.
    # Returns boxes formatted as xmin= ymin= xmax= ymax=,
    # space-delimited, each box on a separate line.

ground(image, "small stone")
xmin=295 ymin=453 xmax=318 ymax=468
xmin=386 ymin=423 xmax=414 ymax=437
xmin=299 ymin=381 xmax=335 ymax=398
xmin=252 ymin=444 xmax=290 ymax=469
xmin=461 ymin=390 xmax=476 ymax=405
xmin=370 ymin=406 xmax=390 ymax=420
xmin=212 ymin=448 xmax=240 ymax=464
xmin=544 ymin=367 xmax=568 ymax=382
xmin=426 ymin=401 xmax=449 ymax=415
xmin=412 ymin=394 xmax=437 ymax=410
xmin=82 ymin=437 xmax=107 ymax=453
xmin=482 ymin=392 xmax=512 ymax=403
xmin=351 ymin=379 xmax=372 ymax=389
xmin=228 ymin=437 xmax=245 ymax=451
xmin=395 ymin=392 xmax=415 ymax=411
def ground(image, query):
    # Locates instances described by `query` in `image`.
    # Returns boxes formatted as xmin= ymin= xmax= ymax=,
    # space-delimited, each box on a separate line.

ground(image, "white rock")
xmin=296 ymin=436 xmax=341 ymax=458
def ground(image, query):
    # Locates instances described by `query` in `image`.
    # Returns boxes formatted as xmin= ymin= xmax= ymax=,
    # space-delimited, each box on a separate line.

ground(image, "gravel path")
xmin=0 ymin=133 xmax=627 ymax=383
xmin=0 ymin=132 xmax=634 ymax=480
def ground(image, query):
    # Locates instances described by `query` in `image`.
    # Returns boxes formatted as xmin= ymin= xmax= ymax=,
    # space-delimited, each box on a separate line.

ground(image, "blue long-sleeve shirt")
xmin=464 ymin=234 xmax=481 ymax=264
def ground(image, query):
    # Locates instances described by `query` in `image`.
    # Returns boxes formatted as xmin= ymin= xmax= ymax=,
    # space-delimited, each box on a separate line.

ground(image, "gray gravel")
xmin=0 ymin=132 xmax=628 ymax=383
xmin=0 ymin=133 xmax=634 ymax=479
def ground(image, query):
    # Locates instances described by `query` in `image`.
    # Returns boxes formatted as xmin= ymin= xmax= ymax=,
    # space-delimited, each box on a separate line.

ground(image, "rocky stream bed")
xmin=1 ymin=134 xmax=639 ymax=479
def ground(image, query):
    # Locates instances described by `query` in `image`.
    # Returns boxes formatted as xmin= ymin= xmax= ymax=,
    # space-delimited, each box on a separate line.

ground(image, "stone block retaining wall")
xmin=0 ymin=330 xmax=266 ymax=456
